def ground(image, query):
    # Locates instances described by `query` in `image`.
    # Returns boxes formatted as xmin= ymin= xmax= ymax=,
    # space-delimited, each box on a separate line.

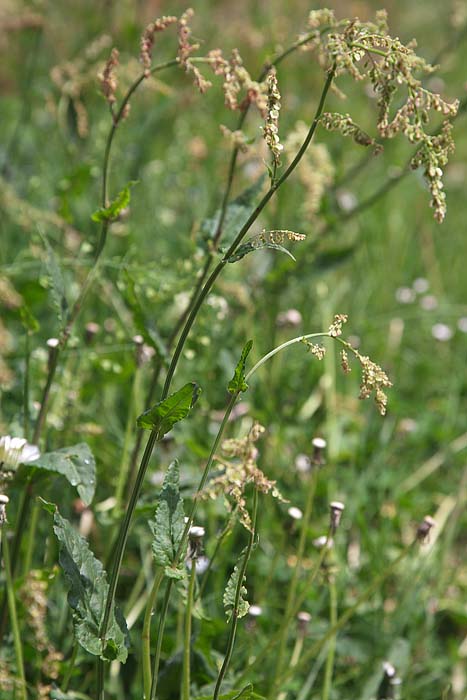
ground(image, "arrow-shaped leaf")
xmin=228 ymin=340 xmax=253 ymax=394
xmin=42 ymin=501 xmax=128 ymax=662
xmin=91 ymin=181 xmax=137 ymax=223
xmin=137 ymin=382 xmax=201 ymax=438
xmin=150 ymin=460 xmax=186 ymax=579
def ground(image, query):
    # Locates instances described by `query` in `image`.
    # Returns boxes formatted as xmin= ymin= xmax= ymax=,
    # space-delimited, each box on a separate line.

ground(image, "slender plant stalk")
xmin=198 ymin=511 xmax=237 ymax=600
xmin=322 ymin=576 xmax=338 ymax=700
xmin=62 ymin=641 xmax=79 ymax=692
xmin=181 ymin=556 xmax=197 ymax=700
xmin=149 ymin=392 xmax=238 ymax=700
xmin=142 ymin=569 xmax=164 ymax=700
xmin=122 ymin=28 xmax=337 ymax=487
xmin=1 ymin=529 xmax=27 ymax=700
xmin=269 ymin=468 xmax=319 ymax=696
xmin=212 ymin=488 xmax=259 ymax=700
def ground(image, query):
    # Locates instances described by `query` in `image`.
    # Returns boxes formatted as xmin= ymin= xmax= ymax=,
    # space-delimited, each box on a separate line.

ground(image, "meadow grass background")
xmin=1 ymin=1 xmax=467 ymax=698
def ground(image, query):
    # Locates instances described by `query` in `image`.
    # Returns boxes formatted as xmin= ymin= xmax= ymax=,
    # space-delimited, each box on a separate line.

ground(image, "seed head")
xmin=311 ymin=437 xmax=327 ymax=466
xmin=188 ymin=524 xmax=205 ymax=559
xmin=329 ymin=501 xmax=345 ymax=533
xmin=288 ymin=506 xmax=303 ymax=520
xmin=297 ymin=610 xmax=312 ymax=634
xmin=417 ymin=515 xmax=435 ymax=543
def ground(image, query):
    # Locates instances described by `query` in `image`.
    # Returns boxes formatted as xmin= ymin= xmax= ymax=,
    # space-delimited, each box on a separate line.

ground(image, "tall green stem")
xmin=212 ymin=489 xmax=259 ymax=700
xmin=149 ymin=392 xmax=238 ymax=700
xmin=142 ymin=569 xmax=164 ymax=700
xmin=102 ymin=65 xmax=336 ymax=700
xmin=181 ymin=557 xmax=197 ymax=700
xmin=322 ymin=576 xmax=338 ymax=700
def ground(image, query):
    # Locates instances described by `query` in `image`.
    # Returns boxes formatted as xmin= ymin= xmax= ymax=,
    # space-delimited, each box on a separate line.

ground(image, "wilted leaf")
xmin=28 ymin=443 xmax=96 ymax=505
xmin=227 ymin=239 xmax=296 ymax=264
xmin=91 ymin=181 xmax=137 ymax=223
xmin=228 ymin=340 xmax=253 ymax=394
xmin=43 ymin=502 xmax=128 ymax=662
xmin=137 ymin=382 xmax=201 ymax=438
xmin=150 ymin=460 xmax=185 ymax=578
xmin=223 ymin=550 xmax=249 ymax=622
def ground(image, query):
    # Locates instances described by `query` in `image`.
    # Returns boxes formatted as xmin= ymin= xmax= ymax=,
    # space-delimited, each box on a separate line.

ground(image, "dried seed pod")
xmin=329 ymin=501 xmax=345 ymax=533
xmin=311 ymin=437 xmax=327 ymax=466
xmin=416 ymin=515 xmax=435 ymax=543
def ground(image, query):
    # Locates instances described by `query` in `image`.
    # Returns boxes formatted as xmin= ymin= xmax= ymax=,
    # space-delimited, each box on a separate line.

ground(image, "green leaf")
xmin=228 ymin=340 xmax=253 ymax=394
xmin=199 ymin=176 xmax=266 ymax=250
xmin=223 ymin=550 xmax=249 ymax=622
xmin=227 ymin=238 xmax=296 ymax=264
xmin=38 ymin=229 xmax=68 ymax=326
xmin=28 ymin=443 xmax=96 ymax=505
xmin=45 ymin=503 xmax=128 ymax=662
xmin=91 ymin=181 xmax=138 ymax=223
xmin=150 ymin=460 xmax=186 ymax=577
xmin=137 ymin=382 xmax=201 ymax=437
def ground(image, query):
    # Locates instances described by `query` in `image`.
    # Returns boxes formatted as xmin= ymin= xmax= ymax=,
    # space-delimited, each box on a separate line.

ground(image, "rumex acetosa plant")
xmin=0 ymin=6 xmax=459 ymax=700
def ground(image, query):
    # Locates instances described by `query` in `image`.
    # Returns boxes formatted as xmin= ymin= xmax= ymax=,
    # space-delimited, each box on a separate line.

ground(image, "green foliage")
xmin=42 ymin=501 xmax=128 ymax=662
xmin=150 ymin=460 xmax=186 ymax=579
xmin=28 ymin=443 xmax=96 ymax=505
xmin=91 ymin=181 xmax=138 ymax=222
xmin=228 ymin=340 xmax=253 ymax=394
xmin=223 ymin=550 xmax=250 ymax=622
xmin=137 ymin=382 xmax=202 ymax=437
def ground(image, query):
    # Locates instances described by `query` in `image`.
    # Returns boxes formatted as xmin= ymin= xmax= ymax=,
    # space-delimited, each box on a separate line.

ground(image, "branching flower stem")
xmin=100 ymin=66 xmax=337 ymax=682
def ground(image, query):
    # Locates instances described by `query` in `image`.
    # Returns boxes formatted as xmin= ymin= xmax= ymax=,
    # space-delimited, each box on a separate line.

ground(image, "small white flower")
xmin=288 ymin=506 xmax=303 ymax=520
xmin=457 ymin=317 xmax=467 ymax=333
xmin=431 ymin=323 xmax=453 ymax=341
xmin=412 ymin=277 xmax=429 ymax=294
xmin=0 ymin=436 xmax=40 ymax=471
xmin=420 ymin=294 xmax=438 ymax=311
xmin=395 ymin=287 xmax=416 ymax=304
